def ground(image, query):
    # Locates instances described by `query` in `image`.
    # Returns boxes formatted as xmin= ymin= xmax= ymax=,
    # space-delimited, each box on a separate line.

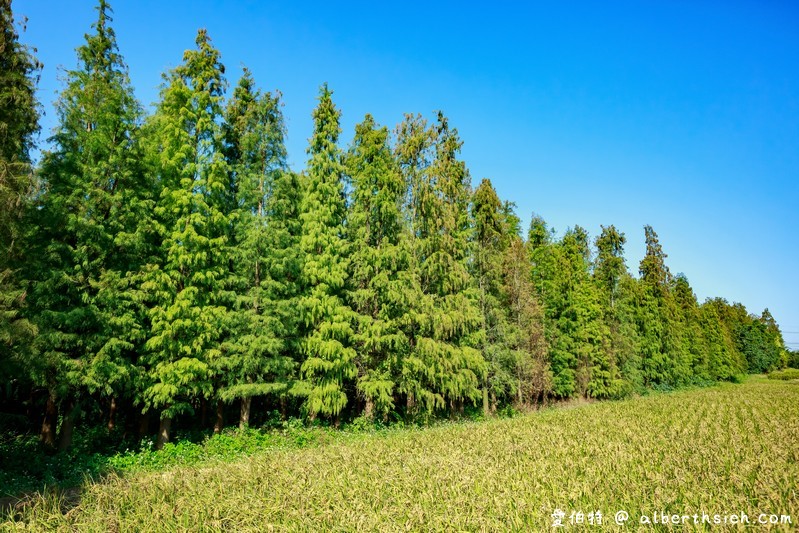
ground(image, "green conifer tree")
xmin=472 ymin=178 xmax=516 ymax=411
xmin=561 ymin=227 xmax=613 ymax=398
xmin=700 ymin=298 xmax=747 ymax=379
xmin=219 ymin=69 xmax=296 ymax=428
xmin=297 ymin=85 xmax=356 ymax=422
xmin=25 ymin=0 xmax=148 ymax=448
xmin=395 ymin=112 xmax=484 ymax=415
xmin=594 ymin=225 xmax=638 ymax=396
xmin=671 ymin=273 xmax=709 ymax=381
xmin=0 ymin=0 xmax=39 ymax=379
xmin=142 ymin=29 xmax=232 ymax=447
xmin=345 ymin=114 xmax=411 ymax=419
xmin=636 ymin=225 xmax=688 ymax=386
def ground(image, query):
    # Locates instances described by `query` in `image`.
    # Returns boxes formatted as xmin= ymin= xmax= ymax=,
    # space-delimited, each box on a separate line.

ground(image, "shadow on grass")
xmin=0 ymin=428 xmax=137 ymax=522
xmin=0 ymin=420 xmax=337 ymax=521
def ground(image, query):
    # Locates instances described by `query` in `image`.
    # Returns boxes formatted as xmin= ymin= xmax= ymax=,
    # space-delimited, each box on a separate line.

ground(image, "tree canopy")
xmin=0 ymin=0 xmax=791 ymax=452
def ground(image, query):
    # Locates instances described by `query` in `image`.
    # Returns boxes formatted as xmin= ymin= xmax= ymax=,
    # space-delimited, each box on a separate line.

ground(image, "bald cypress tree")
xmin=0 ymin=0 xmax=39 ymax=380
xmin=25 ymin=0 xmax=148 ymax=448
xmin=472 ymin=178 xmax=506 ymax=412
xmin=142 ymin=29 xmax=232 ymax=447
xmin=345 ymin=114 xmax=411 ymax=419
xmin=297 ymin=85 xmax=356 ymax=422
xmin=672 ymin=273 xmax=710 ymax=381
xmin=639 ymin=225 xmax=671 ymax=294
xmin=502 ymin=234 xmax=551 ymax=406
xmin=700 ymin=298 xmax=747 ymax=379
xmin=395 ymin=112 xmax=484 ymax=416
xmin=594 ymin=225 xmax=626 ymax=307
xmin=637 ymin=225 xmax=688 ymax=386
xmin=474 ymin=189 xmax=551 ymax=409
xmin=220 ymin=70 xmax=297 ymax=428
xmin=530 ymin=223 xmax=576 ymax=398
xmin=559 ymin=227 xmax=613 ymax=398
xmin=594 ymin=225 xmax=638 ymax=396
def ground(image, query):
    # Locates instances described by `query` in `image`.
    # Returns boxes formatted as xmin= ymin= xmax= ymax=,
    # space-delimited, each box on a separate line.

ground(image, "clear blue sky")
xmin=14 ymin=0 xmax=799 ymax=349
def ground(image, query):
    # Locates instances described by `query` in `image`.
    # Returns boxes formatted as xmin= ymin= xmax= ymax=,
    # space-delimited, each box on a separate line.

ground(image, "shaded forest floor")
xmin=2 ymin=377 xmax=797 ymax=530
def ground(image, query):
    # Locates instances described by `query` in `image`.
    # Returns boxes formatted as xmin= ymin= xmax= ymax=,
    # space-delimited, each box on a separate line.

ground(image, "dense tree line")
xmin=0 ymin=1 xmax=792 ymax=450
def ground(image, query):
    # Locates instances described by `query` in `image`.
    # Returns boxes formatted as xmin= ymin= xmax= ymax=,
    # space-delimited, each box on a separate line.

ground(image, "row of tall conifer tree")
xmin=0 ymin=1 xmax=790 ymax=450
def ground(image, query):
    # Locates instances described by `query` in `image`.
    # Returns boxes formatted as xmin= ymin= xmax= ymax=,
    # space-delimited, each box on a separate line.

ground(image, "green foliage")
xmin=346 ymin=114 xmax=410 ymax=419
xmin=0 ymin=0 xmax=39 ymax=250
xmin=0 ymin=1 xmax=792 ymax=472
xmin=532 ymin=225 xmax=615 ymax=398
xmin=593 ymin=226 xmax=640 ymax=396
xmin=0 ymin=0 xmax=39 ymax=380
xmin=472 ymin=179 xmax=509 ymax=408
xmin=789 ymin=350 xmax=799 ymax=369
xmin=297 ymin=85 xmax=356 ymax=418
xmin=639 ymin=224 xmax=672 ymax=293
xmin=218 ymin=69 xmax=296 ymax=423
xmin=737 ymin=318 xmax=783 ymax=373
xmin=21 ymin=1 xmax=150 ymax=447
xmin=473 ymin=180 xmax=551 ymax=409
xmin=395 ymin=113 xmax=485 ymax=415
xmin=142 ymin=29 xmax=232 ymax=420
xmin=767 ymin=368 xmax=799 ymax=380
xmin=0 ymin=421 xmax=331 ymax=497
xmin=594 ymin=225 xmax=626 ymax=305
xmin=635 ymin=226 xmax=689 ymax=387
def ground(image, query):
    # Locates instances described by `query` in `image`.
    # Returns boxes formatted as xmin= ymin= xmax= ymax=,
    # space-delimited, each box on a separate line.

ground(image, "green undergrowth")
xmin=0 ymin=375 xmax=751 ymax=501
xmin=1 ymin=408 xmax=501 ymax=499
xmin=768 ymin=368 xmax=799 ymax=381
xmin=1 ymin=419 xmax=349 ymax=498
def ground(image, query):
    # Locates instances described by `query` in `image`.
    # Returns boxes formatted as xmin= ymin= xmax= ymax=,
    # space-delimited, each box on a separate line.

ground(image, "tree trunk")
xmin=40 ymin=390 xmax=57 ymax=448
xmin=107 ymin=397 xmax=117 ymax=432
xmin=406 ymin=393 xmax=415 ymax=422
xmin=26 ymin=386 xmax=35 ymax=424
xmin=58 ymin=398 xmax=78 ymax=452
xmin=239 ymin=397 xmax=251 ymax=430
xmin=363 ymin=397 xmax=374 ymax=421
xmin=200 ymin=397 xmax=208 ymax=428
xmin=156 ymin=415 xmax=172 ymax=450
xmin=138 ymin=411 xmax=151 ymax=439
xmin=213 ymin=400 xmax=224 ymax=434
xmin=482 ymin=386 xmax=490 ymax=417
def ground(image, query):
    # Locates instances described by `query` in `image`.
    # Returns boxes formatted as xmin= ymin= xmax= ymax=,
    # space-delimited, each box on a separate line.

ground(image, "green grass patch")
xmin=768 ymin=368 xmax=799 ymax=381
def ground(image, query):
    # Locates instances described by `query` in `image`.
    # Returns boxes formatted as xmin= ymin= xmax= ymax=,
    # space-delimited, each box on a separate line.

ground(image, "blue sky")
xmin=14 ymin=0 xmax=799 ymax=349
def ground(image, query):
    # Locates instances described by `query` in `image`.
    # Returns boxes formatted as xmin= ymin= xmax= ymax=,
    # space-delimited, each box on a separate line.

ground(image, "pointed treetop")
xmin=0 ymin=0 xmax=41 ymax=164
xmin=594 ymin=224 xmax=628 ymax=296
xmin=78 ymin=0 xmax=121 ymax=76
xmin=167 ymin=28 xmax=226 ymax=101
xmin=528 ymin=214 xmax=552 ymax=249
xmin=639 ymin=224 xmax=672 ymax=290
xmin=308 ymin=83 xmax=341 ymax=157
xmin=672 ymin=273 xmax=697 ymax=309
xmin=473 ymin=178 xmax=503 ymax=246
xmin=563 ymin=225 xmax=591 ymax=265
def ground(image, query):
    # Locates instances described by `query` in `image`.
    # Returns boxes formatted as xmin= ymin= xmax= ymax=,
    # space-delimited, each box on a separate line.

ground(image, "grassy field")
xmin=4 ymin=378 xmax=798 ymax=531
